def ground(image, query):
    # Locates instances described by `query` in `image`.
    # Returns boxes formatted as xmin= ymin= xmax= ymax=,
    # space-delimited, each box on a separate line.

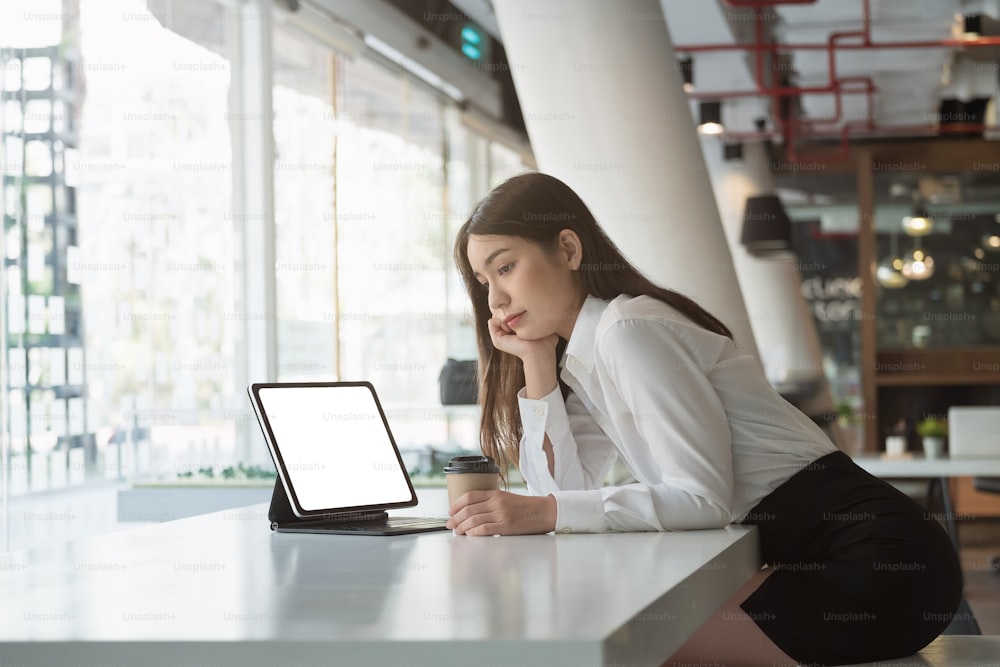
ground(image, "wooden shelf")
xmin=876 ymin=373 xmax=1000 ymax=387
xmin=875 ymin=348 xmax=1000 ymax=386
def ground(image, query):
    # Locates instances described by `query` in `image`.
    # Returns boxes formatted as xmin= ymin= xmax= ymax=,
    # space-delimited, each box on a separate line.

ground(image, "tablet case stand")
xmin=267 ymin=480 xmax=389 ymax=532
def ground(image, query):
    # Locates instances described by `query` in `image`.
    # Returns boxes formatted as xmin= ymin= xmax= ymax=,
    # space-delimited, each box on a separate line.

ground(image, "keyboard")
xmin=272 ymin=515 xmax=449 ymax=534
xmin=386 ymin=517 xmax=449 ymax=527
xmin=306 ymin=517 xmax=448 ymax=533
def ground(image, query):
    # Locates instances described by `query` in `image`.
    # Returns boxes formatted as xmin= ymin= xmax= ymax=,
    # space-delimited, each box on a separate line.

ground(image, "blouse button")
xmin=534 ymin=407 xmax=544 ymax=416
xmin=561 ymin=528 xmax=571 ymax=534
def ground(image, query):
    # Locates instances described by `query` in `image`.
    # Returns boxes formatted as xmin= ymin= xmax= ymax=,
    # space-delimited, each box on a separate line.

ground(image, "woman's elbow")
xmin=692 ymin=500 xmax=733 ymax=530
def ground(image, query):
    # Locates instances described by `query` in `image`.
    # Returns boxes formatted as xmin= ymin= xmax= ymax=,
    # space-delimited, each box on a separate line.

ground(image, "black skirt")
xmin=738 ymin=450 xmax=963 ymax=666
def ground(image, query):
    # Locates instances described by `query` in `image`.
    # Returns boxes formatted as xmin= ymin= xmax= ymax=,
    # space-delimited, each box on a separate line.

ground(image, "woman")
xmin=445 ymin=171 xmax=963 ymax=667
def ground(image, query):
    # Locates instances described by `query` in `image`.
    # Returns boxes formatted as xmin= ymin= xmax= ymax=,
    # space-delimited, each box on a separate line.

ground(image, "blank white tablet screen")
xmin=257 ymin=385 xmax=413 ymax=511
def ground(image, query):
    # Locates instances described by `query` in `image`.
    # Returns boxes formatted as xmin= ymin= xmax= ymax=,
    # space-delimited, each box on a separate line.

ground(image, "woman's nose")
xmin=487 ymin=284 xmax=507 ymax=311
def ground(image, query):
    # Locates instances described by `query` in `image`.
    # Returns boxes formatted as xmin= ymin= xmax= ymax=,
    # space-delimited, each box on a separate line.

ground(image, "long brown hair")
xmin=453 ymin=172 xmax=733 ymax=486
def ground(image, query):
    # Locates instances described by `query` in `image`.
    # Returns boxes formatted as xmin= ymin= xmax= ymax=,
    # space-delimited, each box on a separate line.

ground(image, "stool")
xmin=842 ymin=635 xmax=1000 ymax=666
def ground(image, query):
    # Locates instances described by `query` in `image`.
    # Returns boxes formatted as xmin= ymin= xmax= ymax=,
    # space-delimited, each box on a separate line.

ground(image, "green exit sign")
xmin=460 ymin=23 xmax=483 ymax=61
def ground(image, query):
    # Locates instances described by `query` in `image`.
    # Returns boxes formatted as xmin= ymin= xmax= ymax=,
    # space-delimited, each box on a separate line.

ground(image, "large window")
xmin=2 ymin=0 xmax=242 ymax=548
xmin=73 ymin=0 xmax=240 ymax=483
xmin=272 ymin=21 xmax=337 ymax=381
xmin=335 ymin=55 xmax=452 ymax=456
xmin=2 ymin=0 xmax=533 ymax=551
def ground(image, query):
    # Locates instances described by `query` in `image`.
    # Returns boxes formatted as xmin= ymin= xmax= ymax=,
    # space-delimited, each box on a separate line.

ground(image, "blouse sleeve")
xmin=517 ymin=386 xmax=618 ymax=496
xmin=550 ymin=318 xmax=735 ymax=532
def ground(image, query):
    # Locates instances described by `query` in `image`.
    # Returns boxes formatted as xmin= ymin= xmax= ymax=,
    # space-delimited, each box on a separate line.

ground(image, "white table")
xmin=853 ymin=455 xmax=1000 ymax=549
xmin=852 ymin=455 xmax=1000 ymax=479
xmin=0 ymin=499 xmax=760 ymax=667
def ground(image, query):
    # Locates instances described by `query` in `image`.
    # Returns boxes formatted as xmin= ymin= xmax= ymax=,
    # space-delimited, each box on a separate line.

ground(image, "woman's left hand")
xmin=447 ymin=491 xmax=558 ymax=536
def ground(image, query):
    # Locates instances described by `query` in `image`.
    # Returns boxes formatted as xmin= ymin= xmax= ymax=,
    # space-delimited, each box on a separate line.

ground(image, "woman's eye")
xmin=497 ymin=263 xmax=513 ymax=276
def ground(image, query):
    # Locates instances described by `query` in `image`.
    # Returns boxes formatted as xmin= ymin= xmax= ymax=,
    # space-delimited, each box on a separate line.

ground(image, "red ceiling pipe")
xmin=682 ymin=1 xmax=877 ymax=109
xmin=687 ymin=84 xmax=868 ymax=100
xmin=797 ymin=77 xmax=876 ymax=130
xmin=687 ymin=0 xmax=876 ymax=162
xmin=804 ymin=0 xmax=876 ymax=128
xmin=743 ymin=1 xmax=870 ymax=162
xmin=683 ymin=0 xmax=998 ymax=162
xmin=680 ymin=0 xmax=878 ymax=108
xmin=674 ymin=36 xmax=1000 ymax=52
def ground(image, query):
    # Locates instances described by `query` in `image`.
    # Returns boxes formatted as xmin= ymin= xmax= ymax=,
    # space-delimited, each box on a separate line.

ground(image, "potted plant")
xmin=835 ymin=401 xmax=864 ymax=457
xmin=915 ymin=417 xmax=948 ymax=459
xmin=835 ymin=401 xmax=854 ymax=425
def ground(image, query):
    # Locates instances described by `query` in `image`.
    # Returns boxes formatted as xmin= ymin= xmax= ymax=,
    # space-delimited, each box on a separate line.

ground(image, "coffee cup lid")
xmin=444 ymin=455 xmax=500 ymax=474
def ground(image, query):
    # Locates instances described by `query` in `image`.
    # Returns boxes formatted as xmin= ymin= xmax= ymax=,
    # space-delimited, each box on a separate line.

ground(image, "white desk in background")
xmin=0 ymin=493 xmax=760 ymax=667
xmin=852 ymin=455 xmax=1000 ymax=549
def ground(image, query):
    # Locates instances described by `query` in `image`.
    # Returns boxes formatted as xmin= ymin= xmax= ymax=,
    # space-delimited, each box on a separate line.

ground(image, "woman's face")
xmin=466 ymin=232 xmax=583 ymax=341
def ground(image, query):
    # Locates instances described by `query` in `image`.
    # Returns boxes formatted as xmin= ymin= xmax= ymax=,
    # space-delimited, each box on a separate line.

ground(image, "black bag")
xmin=438 ymin=358 xmax=478 ymax=405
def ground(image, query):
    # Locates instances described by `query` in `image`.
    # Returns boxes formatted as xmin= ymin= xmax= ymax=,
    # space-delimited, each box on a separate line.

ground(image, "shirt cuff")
xmin=552 ymin=489 xmax=607 ymax=533
xmin=518 ymin=385 xmax=573 ymax=441
xmin=517 ymin=386 xmax=551 ymax=443
xmin=517 ymin=387 xmax=555 ymax=495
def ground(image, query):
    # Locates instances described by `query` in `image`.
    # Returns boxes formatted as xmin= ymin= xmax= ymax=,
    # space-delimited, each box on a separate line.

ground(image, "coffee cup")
xmin=444 ymin=455 xmax=501 ymax=507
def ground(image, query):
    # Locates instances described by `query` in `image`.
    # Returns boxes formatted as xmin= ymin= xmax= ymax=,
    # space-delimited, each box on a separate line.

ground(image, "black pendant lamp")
xmin=697 ymin=101 xmax=724 ymax=135
xmin=740 ymin=194 xmax=794 ymax=258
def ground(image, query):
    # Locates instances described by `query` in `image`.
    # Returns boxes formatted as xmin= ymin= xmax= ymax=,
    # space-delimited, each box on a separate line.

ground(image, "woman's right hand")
xmin=486 ymin=316 xmax=558 ymax=363
xmin=487 ymin=317 xmax=560 ymax=400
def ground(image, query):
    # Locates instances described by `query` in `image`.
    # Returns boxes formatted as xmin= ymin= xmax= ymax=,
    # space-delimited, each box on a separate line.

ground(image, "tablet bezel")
xmin=248 ymin=381 xmax=419 ymax=519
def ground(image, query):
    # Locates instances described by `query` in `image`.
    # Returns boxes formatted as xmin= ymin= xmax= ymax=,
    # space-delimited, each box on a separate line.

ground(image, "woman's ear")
xmin=558 ymin=229 xmax=583 ymax=270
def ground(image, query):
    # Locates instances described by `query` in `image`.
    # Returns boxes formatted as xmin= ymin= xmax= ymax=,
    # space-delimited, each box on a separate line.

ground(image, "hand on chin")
xmin=489 ymin=316 xmax=559 ymax=360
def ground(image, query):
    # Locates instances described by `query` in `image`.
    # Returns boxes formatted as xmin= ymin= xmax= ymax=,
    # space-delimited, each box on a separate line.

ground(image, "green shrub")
xmin=916 ymin=418 xmax=948 ymax=438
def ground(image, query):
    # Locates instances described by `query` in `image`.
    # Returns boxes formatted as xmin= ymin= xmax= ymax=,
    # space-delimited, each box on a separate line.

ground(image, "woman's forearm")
xmin=522 ymin=351 xmax=557 ymax=400
xmin=522 ymin=352 xmax=558 ymax=476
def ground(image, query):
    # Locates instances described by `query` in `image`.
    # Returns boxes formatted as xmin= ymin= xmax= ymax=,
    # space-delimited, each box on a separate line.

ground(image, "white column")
xmin=492 ymin=0 xmax=760 ymax=363
xmin=231 ymin=0 xmax=277 ymax=466
xmin=704 ymin=140 xmax=824 ymax=386
xmin=705 ymin=139 xmax=844 ymax=447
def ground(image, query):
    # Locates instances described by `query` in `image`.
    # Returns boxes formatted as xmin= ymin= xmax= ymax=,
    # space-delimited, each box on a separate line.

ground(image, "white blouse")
xmin=517 ymin=294 xmax=838 ymax=533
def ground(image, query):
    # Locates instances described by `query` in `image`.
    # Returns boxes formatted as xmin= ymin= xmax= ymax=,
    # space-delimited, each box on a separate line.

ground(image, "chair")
xmin=972 ymin=477 xmax=1000 ymax=575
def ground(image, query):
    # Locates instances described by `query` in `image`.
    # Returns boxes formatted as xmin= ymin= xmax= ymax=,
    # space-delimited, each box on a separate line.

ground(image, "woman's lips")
xmin=505 ymin=312 xmax=524 ymax=327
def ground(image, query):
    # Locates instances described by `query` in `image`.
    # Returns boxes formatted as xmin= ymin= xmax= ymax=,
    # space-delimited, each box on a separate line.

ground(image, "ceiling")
xmin=453 ymin=0 xmax=1000 ymax=142
xmin=449 ymin=0 xmax=1000 ymax=212
xmin=152 ymin=0 xmax=1000 ymax=207
xmin=764 ymin=0 xmax=999 ymax=132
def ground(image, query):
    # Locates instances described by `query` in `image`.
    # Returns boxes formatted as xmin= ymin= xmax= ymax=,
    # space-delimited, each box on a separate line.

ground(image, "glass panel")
xmin=272 ymin=21 xmax=337 ymax=381
xmin=781 ymin=183 xmax=864 ymax=433
xmin=0 ymin=0 xmax=242 ymax=552
xmin=0 ymin=0 xmax=63 ymax=48
xmin=337 ymin=56 xmax=448 ymax=457
xmin=868 ymin=166 xmax=1000 ymax=455
xmin=25 ymin=183 xmax=51 ymax=229
xmin=873 ymin=170 xmax=1000 ymax=350
xmin=488 ymin=141 xmax=524 ymax=188
xmin=4 ymin=100 xmax=23 ymax=134
xmin=3 ymin=58 xmax=22 ymax=91
xmin=21 ymin=57 xmax=51 ymax=91
xmin=4 ymin=135 xmax=24 ymax=176
xmin=23 ymin=100 xmax=51 ymax=134
xmin=444 ymin=106 xmax=478 ymax=355
xmin=443 ymin=108 xmax=485 ymax=453
xmin=24 ymin=140 xmax=52 ymax=177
